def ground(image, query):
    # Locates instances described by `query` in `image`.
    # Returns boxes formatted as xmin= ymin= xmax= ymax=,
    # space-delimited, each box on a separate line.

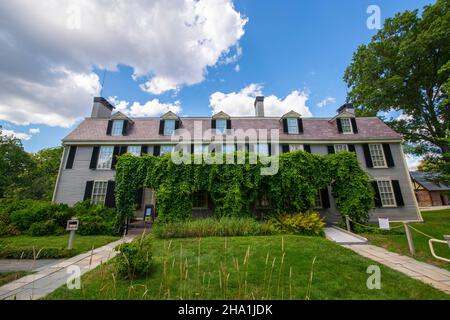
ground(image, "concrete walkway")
xmin=325 ymin=226 xmax=450 ymax=295
xmin=0 ymin=259 xmax=63 ymax=273
xmin=0 ymin=236 xmax=134 ymax=300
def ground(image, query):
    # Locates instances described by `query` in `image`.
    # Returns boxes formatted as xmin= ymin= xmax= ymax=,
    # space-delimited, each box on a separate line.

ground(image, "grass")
xmin=45 ymin=235 xmax=448 ymax=300
xmin=0 ymin=271 xmax=32 ymax=287
xmin=360 ymin=209 xmax=450 ymax=271
xmin=0 ymin=235 xmax=119 ymax=259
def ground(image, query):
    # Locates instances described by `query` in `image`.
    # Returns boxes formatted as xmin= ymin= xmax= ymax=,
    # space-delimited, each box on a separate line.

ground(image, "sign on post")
xmin=66 ymin=218 xmax=79 ymax=251
xmin=144 ymin=205 xmax=154 ymax=222
xmin=378 ymin=217 xmax=390 ymax=230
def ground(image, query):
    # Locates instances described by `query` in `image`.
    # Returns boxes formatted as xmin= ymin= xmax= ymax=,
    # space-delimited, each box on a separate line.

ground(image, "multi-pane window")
xmin=287 ymin=118 xmax=299 ymax=134
xmin=377 ymin=180 xmax=396 ymax=207
xmin=289 ymin=144 xmax=304 ymax=152
xmin=340 ymin=118 xmax=353 ymax=133
xmin=91 ymin=181 xmax=108 ymax=205
xmin=127 ymin=146 xmax=141 ymax=156
xmin=216 ymin=119 xmax=227 ymax=134
xmin=314 ymin=192 xmax=323 ymax=209
xmin=97 ymin=146 xmax=114 ymax=169
xmin=334 ymin=144 xmax=349 ymax=153
xmin=257 ymin=143 xmax=269 ymax=156
xmin=369 ymin=144 xmax=387 ymax=168
xmin=111 ymin=120 xmax=124 ymax=136
xmin=193 ymin=191 xmax=208 ymax=209
xmin=223 ymin=144 xmax=236 ymax=154
xmin=160 ymin=145 xmax=175 ymax=155
xmin=164 ymin=120 xmax=176 ymax=136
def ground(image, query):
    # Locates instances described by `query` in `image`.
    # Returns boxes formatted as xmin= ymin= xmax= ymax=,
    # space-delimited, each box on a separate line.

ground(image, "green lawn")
xmin=46 ymin=235 xmax=448 ymax=300
xmin=0 ymin=271 xmax=32 ymax=287
xmin=0 ymin=235 xmax=119 ymax=259
xmin=361 ymin=209 xmax=450 ymax=271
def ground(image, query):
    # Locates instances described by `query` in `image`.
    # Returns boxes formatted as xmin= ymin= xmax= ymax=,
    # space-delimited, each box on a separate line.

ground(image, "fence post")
xmin=445 ymin=235 xmax=450 ymax=249
xmin=345 ymin=215 xmax=351 ymax=232
xmin=404 ymin=222 xmax=415 ymax=256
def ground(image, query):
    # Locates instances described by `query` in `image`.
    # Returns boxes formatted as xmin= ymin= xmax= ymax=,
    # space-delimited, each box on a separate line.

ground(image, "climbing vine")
xmin=115 ymin=151 xmax=374 ymax=226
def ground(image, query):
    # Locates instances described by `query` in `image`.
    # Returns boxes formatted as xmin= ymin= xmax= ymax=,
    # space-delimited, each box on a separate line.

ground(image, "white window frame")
xmin=97 ymin=146 xmax=114 ymax=170
xmin=334 ymin=144 xmax=349 ymax=153
xmin=163 ymin=119 xmax=176 ymax=136
xmin=91 ymin=180 xmax=108 ymax=205
xmin=369 ymin=144 xmax=387 ymax=168
xmin=216 ymin=119 xmax=227 ymax=135
xmin=376 ymin=179 xmax=397 ymax=207
xmin=127 ymin=146 xmax=141 ymax=156
xmin=314 ymin=192 xmax=323 ymax=209
xmin=160 ymin=145 xmax=175 ymax=155
xmin=111 ymin=120 xmax=124 ymax=136
xmin=287 ymin=118 xmax=299 ymax=134
xmin=340 ymin=118 xmax=353 ymax=134
xmin=289 ymin=144 xmax=304 ymax=152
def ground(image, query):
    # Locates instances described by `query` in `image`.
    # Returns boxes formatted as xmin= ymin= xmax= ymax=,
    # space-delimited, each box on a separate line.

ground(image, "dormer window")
xmin=287 ymin=118 xmax=299 ymax=134
xmin=163 ymin=119 xmax=176 ymax=136
xmin=216 ymin=119 xmax=227 ymax=134
xmin=340 ymin=118 xmax=353 ymax=134
xmin=111 ymin=120 xmax=124 ymax=136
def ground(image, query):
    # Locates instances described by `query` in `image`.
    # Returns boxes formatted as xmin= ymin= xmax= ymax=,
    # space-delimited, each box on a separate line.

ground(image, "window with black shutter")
xmin=363 ymin=144 xmax=373 ymax=168
xmin=371 ymin=181 xmax=382 ymax=207
xmin=106 ymin=120 xmax=113 ymax=135
xmin=141 ymin=146 xmax=148 ymax=156
xmin=89 ymin=147 xmax=100 ymax=169
xmin=304 ymin=145 xmax=311 ymax=153
xmin=66 ymin=146 xmax=77 ymax=169
xmin=211 ymin=119 xmax=216 ymax=129
xmin=111 ymin=146 xmax=120 ymax=169
xmin=348 ymin=144 xmax=356 ymax=153
xmin=391 ymin=180 xmax=404 ymax=206
xmin=297 ymin=118 xmax=304 ymax=133
xmin=175 ymin=120 xmax=181 ymax=130
xmin=336 ymin=118 xmax=343 ymax=133
xmin=383 ymin=144 xmax=395 ymax=167
xmin=122 ymin=120 xmax=129 ymax=136
xmin=281 ymin=144 xmax=290 ymax=153
xmin=159 ymin=120 xmax=165 ymax=135
xmin=104 ymin=181 xmax=116 ymax=208
xmin=153 ymin=145 xmax=161 ymax=156
xmin=282 ymin=118 xmax=288 ymax=133
xmin=351 ymin=118 xmax=358 ymax=133
xmin=327 ymin=145 xmax=335 ymax=154
xmin=83 ymin=181 xmax=94 ymax=201
xmin=227 ymin=119 xmax=231 ymax=130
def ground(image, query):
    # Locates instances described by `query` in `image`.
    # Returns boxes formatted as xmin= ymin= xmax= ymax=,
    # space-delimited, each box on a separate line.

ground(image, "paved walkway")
xmin=0 ymin=259 xmax=63 ymax=273
xmin=325 ymin=226 xmax=450 ymax=295
xmin=0 ymin=236 xmax=134 ymax=300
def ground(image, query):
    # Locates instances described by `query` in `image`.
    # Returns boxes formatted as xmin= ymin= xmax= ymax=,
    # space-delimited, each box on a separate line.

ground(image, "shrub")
xmin=114 ymin=235 xmax=153 ymax=279
xmin=269 ymin=212 xmax=325 ymax=236
xmin=72 ymin=201 xmax=119 ymax=236
xmin=28 ymin=220 xmax=64 ymax=237
xmin=152 ymin=217 xmax=278 ymax=239
xmin=10 ymin=201 xmax=72 ymax=231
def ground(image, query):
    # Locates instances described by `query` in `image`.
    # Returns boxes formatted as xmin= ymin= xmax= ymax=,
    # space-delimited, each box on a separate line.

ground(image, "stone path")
xmin=0 ymin=259 xmax=63 ymax=273
xmin=325 ymin=226 xmax=450 ymax=295
xmin=0 ymin=236 xmax=134 ymax=300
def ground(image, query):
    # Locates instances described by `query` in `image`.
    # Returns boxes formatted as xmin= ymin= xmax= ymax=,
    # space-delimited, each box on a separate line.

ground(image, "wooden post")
xmin=345 ymin=215 xmax=351 ymax=232
xmin=445 ymin=235 xmax=450 ymax=250
xmin=404 ymin=222 xmax=415 ymax=256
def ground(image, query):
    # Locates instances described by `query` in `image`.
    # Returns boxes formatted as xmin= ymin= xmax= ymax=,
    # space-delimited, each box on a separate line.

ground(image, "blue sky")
xmin=0 ymin=0 xmax=433 ymax=154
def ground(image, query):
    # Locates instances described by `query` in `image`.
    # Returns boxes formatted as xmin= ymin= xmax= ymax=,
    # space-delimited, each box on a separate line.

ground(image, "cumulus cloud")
xmin=29 ymin=128 xmax=40 ymax=134
xmin=0 ymin=0 xmax=247 ymax=127
xmin=1 ymin=129 xmax=31 ymax=141
xmin=316 ymin=97 xmax=336 ymax=108
xmin=209 ymin=84 xmax=312 ymax=117
xmin=108 ymin=97 xmax=182 ymax=117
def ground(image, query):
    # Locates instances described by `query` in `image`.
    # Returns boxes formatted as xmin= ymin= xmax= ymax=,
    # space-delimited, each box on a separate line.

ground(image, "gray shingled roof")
xmin=63 ymin=116 xmax=402 ymax=142
xmin=410 ymin=171 xmax=450 ymax=191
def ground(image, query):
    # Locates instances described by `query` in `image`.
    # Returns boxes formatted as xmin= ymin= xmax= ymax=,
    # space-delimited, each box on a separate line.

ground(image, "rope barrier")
xmin=408 ymin=225 xmax=438 ymax=240
xmin=347 ymin=217 xmax=403 ymax=231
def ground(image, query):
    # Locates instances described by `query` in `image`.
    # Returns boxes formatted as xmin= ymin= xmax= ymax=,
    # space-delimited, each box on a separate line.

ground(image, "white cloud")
xmin=406 ymin=154 xmax=422 ymax=171
xmin=0 ymin=0 xmax=247 ymax=126
xmin=1 ymin=129 xmax=32 ymax=141
xmin=316 ymin=97 xmax=336 ymax=108
xmin=209 ymin=84 xmax=312 ymax=117
xmin=29 ymin=128 xmax=40 ymax=134
xmin=234 ymin=65 xmax=240 ymax=72
xmin=108 ymin=97 xmax=182 ymax=117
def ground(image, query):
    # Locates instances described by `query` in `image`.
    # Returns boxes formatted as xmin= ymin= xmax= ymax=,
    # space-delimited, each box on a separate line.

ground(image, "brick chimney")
xmin=254 ymin=96 xmax=265 ymax=117
xmin=91 ymin=97 xmax=114 ymax=118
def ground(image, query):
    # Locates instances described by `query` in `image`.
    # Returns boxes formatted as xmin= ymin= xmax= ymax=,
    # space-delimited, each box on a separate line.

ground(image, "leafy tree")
xmin=344 ymin=0 xmax=450 ymax=161
xmin=0 ymin=129 xmax=34 ymax=198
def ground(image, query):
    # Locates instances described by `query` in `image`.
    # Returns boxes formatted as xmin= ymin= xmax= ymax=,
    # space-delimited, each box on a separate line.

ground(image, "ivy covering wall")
xmin=115 ymin=151 xmax=374 ymax=225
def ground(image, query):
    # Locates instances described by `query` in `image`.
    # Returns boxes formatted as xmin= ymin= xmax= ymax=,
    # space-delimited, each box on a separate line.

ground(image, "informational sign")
xmin=66 ymin=219 xmax=79 ymax=231
xmin=144 ymin=205 xmax=153 ymax=222
xmin=378 ymin=217 xmax=390 ymax=230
